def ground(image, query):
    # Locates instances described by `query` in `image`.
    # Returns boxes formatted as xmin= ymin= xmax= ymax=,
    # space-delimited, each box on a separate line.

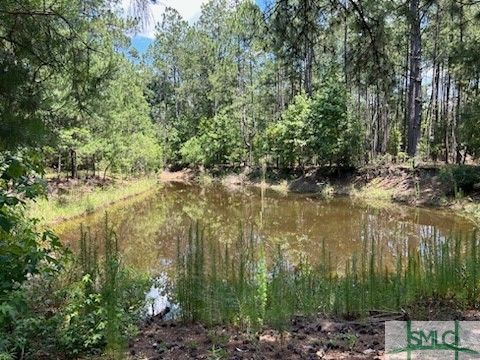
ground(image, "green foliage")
xmin=173 ymin=225 xmax=480 ymax=329
xmin=0 ymin=154 xmax=63 ymax=295
xmin=266 ymin=93 xmax=311 ymax=167
xmin=264 ymin=79 xmax=364 ymax=168
xmin=460 ymin=98 xmax=480 ymax=159
xmin=0 ymin=1 xmax=155 ymax=358
xmin=1 ymin=0 xmax=162 ymax=178
xmin=52 ymin=57 xmax=163 ymax=177
xmin=306 ymin=74 xmax=363 ymax=166
xmin=29 ymin=178 xmax=158 ymax=225
xmin=439 ymin=165 xmax=480 ymax=195
xmin=387 ymin=124 xmax=403 ymax=158
xmin=0 ymin=0 xmax=137 ymax=152
xmin=92 ymin=59 xmax=163 ymax=175
xmin=0 ymin=155 xmax=65 ymax=358
xmin=174 ymin=225 xmax=269 ymax=331
xmin=59 ymin=221 xmax=149 ymax=358
xmin=180 ymin=112 xmax=243 ymax=167
xmin=0 ymin=219 xmax=150 ymax=359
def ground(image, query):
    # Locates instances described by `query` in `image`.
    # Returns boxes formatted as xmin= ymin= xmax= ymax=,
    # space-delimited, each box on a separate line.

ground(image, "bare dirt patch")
xmin=129 ymin=306 xmax=480 ymax=360
xmin=128 ymin=315 xmax=387 ymax=360
xmin=160 ymin=169 xmax=196 ymax=183
xmin=46 ymin=175 xmax=114 ymax=196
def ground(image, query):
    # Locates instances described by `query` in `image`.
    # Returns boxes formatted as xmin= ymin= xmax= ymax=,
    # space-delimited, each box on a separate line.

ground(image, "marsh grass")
xmin=173 ymin=225 xmax=480 ymax=330
xmin=28 ymin=177 xmax=158 ymax=224
xmin=175 ymin=225 xmax=268 ymax=331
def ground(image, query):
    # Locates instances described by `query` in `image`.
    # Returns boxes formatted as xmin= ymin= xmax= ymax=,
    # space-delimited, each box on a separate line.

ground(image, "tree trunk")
xmin=103 ymin=163 xmax=111 ymax=181
xmin=402 ymin=41 xmax=410 ymax=151
xmin=57 ymin=154 xmax=62 ymax=179
xmin=444 ymin=67 xmax=451 ymax=163
xmin=406 ymin=0 xmax=422 ymax=157
xmin=426 ymin=6 xmax=440 ymax=159
xmin=454 ymin=4 xmax=464 ymax=164
xmin=70 ymin=149 xmax=77 ymax=179
xmin=343 ymin=0 xmax=348 ymax=86
xmin=304 ymin=42 xmax=313 ymax=96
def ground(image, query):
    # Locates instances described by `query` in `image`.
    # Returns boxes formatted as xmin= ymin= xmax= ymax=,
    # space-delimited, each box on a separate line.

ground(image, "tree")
xmin=406 ymin=0 xmax=424 ymax=157
xmin=265 ymin=93 xmax=311 ymax=168
xmin=144 ymin=0 xmax=480 ymax=167
xmin=180 ymin=111 xmax=243 ymax=167
xmin=460 ymin=98 xmax=480 ymax=159
xmin=306 ymin=72 xmax=362 ymax=166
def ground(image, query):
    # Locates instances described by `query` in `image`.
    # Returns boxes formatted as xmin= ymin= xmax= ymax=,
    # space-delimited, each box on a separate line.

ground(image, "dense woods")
xmin=149 ymin=0 xmax=480 ymax=168
xmin=1 ymin=0 xmax=162 ymax=179
xmin=2 ymin=0 xmax=480 ymax=175
xmin=2 ymin=0 xmax=480 ymax=358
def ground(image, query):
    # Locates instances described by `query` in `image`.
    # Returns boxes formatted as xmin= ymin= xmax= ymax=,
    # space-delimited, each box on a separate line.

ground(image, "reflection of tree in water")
xmin=57 ymin=183 xmax=477 ymax=276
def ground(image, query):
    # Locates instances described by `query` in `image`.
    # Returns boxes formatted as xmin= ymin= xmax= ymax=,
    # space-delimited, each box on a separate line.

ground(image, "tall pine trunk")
xmin=406 ymin=0 xmax=422 ymax=157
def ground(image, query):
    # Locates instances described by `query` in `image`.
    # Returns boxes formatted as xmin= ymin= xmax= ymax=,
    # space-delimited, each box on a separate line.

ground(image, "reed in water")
xmin=173 ymin=224 xmax=479 ymax=330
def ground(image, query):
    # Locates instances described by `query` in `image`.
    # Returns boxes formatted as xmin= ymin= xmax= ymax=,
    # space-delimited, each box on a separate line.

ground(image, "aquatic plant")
xmin=172 ymin=223 xmax=480 ymax=330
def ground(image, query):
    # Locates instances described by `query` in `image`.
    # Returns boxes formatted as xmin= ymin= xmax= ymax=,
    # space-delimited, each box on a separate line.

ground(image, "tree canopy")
xmin=147 ymin=0 xmax=480 ymax=168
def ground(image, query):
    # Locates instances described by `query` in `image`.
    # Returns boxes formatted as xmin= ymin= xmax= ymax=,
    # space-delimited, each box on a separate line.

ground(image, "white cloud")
xmin=122 ymin=0 xmax=207 ymax=38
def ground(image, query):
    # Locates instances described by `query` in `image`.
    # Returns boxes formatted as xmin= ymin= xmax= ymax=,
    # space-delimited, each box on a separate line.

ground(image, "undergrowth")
xmin=0 ymin=216 xmax=150 ymax=359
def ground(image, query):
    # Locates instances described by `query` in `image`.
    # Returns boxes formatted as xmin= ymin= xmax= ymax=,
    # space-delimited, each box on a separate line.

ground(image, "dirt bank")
xmin=161 ymin=164 xmax=480 ymax=215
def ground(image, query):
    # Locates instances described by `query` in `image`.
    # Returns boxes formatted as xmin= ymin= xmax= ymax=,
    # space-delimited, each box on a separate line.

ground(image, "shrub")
xmin=439 ymin=165 xmax=480 ymax=195
xmin=264 ymin=73 xmax=364 ymax=169
xmin=306 ymin=73 xmax=363 ymax=167
xmin=460 ymin=98 xmax=480 ymax=159
xmin=58 ymin=223 xmax=150 ymax=357
xmin=0 ymin=218 xmax=150 ymax=359
xmin=265 ymin=93 xmax=311 ymax=168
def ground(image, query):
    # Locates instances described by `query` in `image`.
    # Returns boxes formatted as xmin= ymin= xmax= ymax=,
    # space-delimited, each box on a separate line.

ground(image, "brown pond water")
xmin=56 ymin=182 xmax=477 ymax=276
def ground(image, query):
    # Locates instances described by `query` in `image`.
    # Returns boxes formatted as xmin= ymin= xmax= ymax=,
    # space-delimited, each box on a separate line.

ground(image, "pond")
xmin=56 ymin=181 xmax=476 ymax=276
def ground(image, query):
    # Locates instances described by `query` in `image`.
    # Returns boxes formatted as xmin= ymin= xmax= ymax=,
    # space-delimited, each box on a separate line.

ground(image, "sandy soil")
xmin=128 ymin=314 xmax=388 ymax=360
xmin=129 ymin=301 xmax=480 ymax=360
xmin=159 ymin=170 xmax=196 ymax=183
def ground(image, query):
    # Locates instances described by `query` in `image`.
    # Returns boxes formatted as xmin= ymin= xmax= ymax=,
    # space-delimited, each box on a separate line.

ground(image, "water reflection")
xmin=56 ymin=182 xmax=476 ymax=274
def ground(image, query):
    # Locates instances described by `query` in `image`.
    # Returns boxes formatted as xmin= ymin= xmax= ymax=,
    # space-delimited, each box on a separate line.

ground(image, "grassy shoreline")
xmin=28 ymin=177 xmax=159 ymax=225
xmin=130 ymin=223 xmax=480 ymax=360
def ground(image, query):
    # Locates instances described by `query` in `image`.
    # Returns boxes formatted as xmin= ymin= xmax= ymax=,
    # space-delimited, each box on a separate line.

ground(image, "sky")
xmin=124 ymin=0 xmax=206 ymax=56
xmin=124 ymin=0 xmax=269 ymax=56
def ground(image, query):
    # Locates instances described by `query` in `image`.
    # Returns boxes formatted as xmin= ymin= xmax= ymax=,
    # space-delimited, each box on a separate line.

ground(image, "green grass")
xmin=352 ymin=179 xmax=394 ymax=201
xmin=28 ymin=177 xmax=158 ymax=225
xmin=173 ymin=224 xmax=480 ymax=330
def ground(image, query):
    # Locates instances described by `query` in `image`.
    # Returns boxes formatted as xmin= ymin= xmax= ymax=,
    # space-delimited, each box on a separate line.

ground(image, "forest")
xmin=146 ymin=0 xmax=480 ymax=169
xmin=1 ymin=0 xmax=480 ymax=359
xmin=3 ymin=0 xmax=480 ymax=175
